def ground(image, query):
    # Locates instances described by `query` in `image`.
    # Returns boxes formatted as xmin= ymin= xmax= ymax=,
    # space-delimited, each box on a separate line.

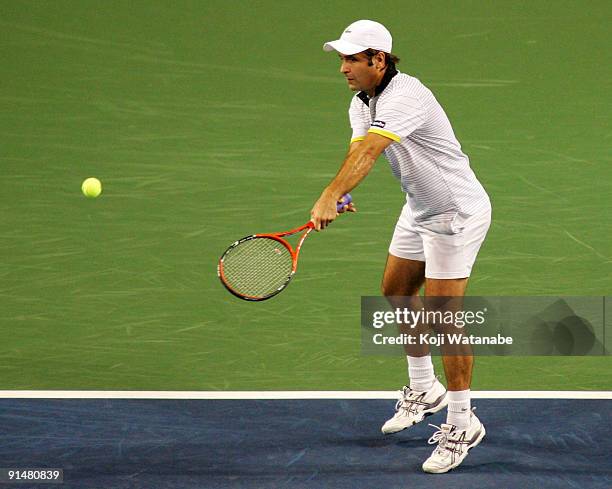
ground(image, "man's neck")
xmin=358 ymin=64 xmax=398 ymax=105
xmin=366 ymin=70 xmax=386 ymax=97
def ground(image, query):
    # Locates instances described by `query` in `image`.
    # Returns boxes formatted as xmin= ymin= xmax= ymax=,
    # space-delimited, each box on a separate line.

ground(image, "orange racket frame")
xmin=217 ymin=221 xmax=315 ymax=301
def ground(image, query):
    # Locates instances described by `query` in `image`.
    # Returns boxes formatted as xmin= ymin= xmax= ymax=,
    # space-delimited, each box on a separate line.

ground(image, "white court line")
xmin=0 ymin=391 xmax=610 ymax=400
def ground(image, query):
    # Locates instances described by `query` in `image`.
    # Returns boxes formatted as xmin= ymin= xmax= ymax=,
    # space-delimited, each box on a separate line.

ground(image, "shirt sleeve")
xmin=367 ymin=93 xmax=426 ymax=142
xmin=348 ymin=96 xmax=369 ymax=143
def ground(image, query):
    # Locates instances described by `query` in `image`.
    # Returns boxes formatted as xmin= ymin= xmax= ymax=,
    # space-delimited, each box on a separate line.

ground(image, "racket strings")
xmin=221 ymin=237 xmax=294 ymax=298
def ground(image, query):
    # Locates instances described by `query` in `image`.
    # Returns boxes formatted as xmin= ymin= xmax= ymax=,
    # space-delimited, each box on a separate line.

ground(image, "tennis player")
xmin=311 ymin=20 xmax=491 ymax=473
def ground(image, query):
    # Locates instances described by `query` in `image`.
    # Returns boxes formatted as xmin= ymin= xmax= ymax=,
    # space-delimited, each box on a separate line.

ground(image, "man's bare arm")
xmin=327 ymin=133 xmax=391 ymax=198
xmin=310 ymin=132 xmax=393 ymax=230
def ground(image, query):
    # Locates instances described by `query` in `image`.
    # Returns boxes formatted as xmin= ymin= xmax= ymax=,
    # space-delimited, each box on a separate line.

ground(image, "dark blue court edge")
xmin=0 ymin=399 xmax=609 ymax=489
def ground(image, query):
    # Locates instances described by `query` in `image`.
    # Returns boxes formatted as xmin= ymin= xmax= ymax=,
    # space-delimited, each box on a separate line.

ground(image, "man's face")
xmin=338 ymin=52 xmax=379 ymax=92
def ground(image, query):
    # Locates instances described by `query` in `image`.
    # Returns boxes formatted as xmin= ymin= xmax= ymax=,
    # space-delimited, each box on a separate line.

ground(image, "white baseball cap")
xmin=323 ymin=20 xmax=392 ymax=55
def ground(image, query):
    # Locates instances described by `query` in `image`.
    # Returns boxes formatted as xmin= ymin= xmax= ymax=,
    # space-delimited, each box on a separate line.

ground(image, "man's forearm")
xmin=323 ymin=147 xmax=378 ymax=199
xmin=309 ymin=134 xmax=390 ymax=230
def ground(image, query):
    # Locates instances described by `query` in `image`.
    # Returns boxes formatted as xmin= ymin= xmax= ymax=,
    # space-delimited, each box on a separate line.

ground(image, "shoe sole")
xmin=422 ymin=424 xmax=486 ymax=474
xmin=381 ymin=394 xmax=449 ymax=435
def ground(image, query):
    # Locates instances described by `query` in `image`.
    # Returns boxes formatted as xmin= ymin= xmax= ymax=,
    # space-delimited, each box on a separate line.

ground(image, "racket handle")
xmin=336 ymin=193 xmax=352 ymax=212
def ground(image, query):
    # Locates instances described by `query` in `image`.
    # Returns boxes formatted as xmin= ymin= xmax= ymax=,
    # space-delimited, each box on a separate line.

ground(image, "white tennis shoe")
xmin=381 ymin=379 xmax=448 ymax=434
xmin=422 ymin=410 xmax=486 ymax=474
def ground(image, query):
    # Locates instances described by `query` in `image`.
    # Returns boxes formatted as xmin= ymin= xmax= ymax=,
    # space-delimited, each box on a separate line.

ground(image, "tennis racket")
xmin=218 ymin=193 xmax=352 ymax=301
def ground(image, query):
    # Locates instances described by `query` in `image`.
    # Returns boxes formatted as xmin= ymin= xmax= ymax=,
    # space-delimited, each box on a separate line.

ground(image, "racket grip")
xmin=336 ymin=193 xmax=352 ymax=212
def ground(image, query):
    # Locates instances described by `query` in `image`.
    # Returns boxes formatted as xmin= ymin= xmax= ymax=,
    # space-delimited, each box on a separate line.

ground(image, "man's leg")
xmin=382 ymin=254 xmax=433 ymax=387
xmin=380 ymin=255 xmax=449 ymax=434
xmin=419 ymin=210 xmax=491 ymax=473
xmin=424 ymin=277 xmax=471 ymax=391
xmin=421 ymin=277 xmax=486 ymax=474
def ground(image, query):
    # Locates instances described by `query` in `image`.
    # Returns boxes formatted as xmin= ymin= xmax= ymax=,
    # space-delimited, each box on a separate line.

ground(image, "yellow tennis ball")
xmin=81 ymin=177 xmax=102 ymax=198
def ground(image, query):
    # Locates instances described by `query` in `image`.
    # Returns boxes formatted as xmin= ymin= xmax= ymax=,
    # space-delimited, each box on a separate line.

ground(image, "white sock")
xmin=446 ymin=389 xmax=471 ymax=429
xmin=407 ymin=355 xmax=435 ymax=392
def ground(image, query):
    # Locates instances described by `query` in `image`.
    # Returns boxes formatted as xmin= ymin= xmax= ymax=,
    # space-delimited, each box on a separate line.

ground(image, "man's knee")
xmin=381 ymin=275 xmax=422 ymax=297
xmin=382 ymin=255 xmax=425 ymax=297
xmin=381 ymin=279 xmax=396 ymax=297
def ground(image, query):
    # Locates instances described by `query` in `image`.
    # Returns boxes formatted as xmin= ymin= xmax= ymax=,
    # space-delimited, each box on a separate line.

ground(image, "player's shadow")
xmin=325 ymin=434 xmax=425 ymax=449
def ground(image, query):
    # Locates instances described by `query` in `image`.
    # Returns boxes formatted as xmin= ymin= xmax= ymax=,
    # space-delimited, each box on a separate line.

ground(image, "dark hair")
xmin=364 ymin=48 xmax=400 ymax=68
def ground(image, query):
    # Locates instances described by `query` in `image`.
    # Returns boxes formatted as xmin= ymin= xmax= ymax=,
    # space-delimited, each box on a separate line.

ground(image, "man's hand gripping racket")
xmin=217 ymin=194 xmax=352 ymax=301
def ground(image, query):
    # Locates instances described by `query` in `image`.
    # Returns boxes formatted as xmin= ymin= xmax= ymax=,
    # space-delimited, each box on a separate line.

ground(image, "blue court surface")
xmin=0 ymin=398 xmax=609 ymax=489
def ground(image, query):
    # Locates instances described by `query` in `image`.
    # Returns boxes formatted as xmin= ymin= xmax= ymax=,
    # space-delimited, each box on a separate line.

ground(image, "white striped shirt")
xmin=349 ymin=71 xmax=491 ymax=223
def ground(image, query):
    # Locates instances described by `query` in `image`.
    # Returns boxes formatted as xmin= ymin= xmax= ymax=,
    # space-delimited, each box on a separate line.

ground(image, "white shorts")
xmin=388 ymin=203 xmax=491 ymax=279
